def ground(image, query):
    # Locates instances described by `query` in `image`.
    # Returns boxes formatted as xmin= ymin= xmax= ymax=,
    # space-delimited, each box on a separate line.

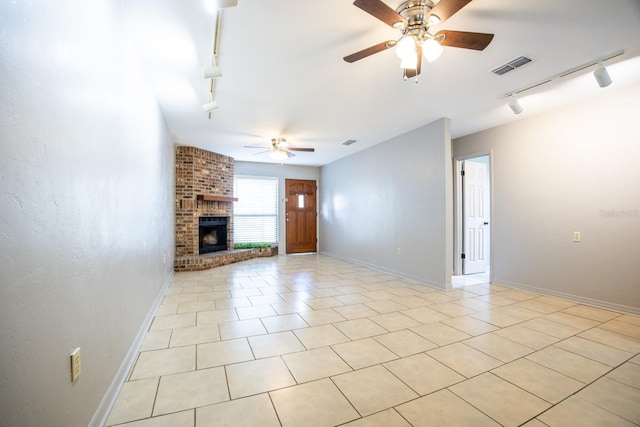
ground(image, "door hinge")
xmin=461 ymin=253 xmax=466 ymax=259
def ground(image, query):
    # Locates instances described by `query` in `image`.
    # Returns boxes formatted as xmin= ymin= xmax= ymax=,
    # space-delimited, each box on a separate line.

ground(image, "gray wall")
xmin=454 ymin=85 xmax=640 ymax=313
xmin=0 ymin=1 xmax=175 ymax=425
xmin=235 ymin=161 xmax=321 ymax=255
xmin=319 ymin=119 xmax=453 ymax=289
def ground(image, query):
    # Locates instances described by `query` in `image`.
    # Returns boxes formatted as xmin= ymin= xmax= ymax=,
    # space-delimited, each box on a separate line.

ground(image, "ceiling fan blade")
xmin=344 ymin=40 xmax=395 ymax=63
xmin=252 ymin=150 xmax=270 ymax=156
xmin=353 ymin=0 xmax=407 ymax=28
xmin=404 ymin=45 xmax=422 ymax=79
xmin=436 ymin=30 xmax=494 ymax=50
xmin=426 ymin=0 xmax=473 ymax=23
xmin=288 ymin=147 xmax=315 ymax=152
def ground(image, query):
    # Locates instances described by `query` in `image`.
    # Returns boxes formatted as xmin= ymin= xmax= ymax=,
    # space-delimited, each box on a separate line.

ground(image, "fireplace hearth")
xmin=199 ymin=216 xmax=228 ymax=254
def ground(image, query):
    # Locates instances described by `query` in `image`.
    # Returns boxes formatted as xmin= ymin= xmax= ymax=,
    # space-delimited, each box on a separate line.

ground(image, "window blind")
xmin=233 ymin=176 xmax=278 ymax=243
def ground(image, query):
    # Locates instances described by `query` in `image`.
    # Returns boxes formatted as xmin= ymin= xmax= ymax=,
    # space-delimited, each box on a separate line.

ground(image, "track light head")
xmin=203 ymin=65 xmax=223 ymax=79
xmin=202 ymin=101 xmax=219 ymax=112
xmin=594 ymin=64 xmax=612 ymax=88
xmin=204 ymin=0 xmax=237 ymax=12
xmin=508 ymin=96 xmax=523 ymax=115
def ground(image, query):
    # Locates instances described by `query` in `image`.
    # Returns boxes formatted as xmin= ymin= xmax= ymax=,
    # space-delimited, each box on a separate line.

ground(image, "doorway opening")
xmin=453 ymin=153 xmax=491 ymax=287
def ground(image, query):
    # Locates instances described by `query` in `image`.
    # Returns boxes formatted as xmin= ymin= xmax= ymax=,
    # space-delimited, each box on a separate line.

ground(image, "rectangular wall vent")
xmin=492 ymin=56 xmax=532 ymax=75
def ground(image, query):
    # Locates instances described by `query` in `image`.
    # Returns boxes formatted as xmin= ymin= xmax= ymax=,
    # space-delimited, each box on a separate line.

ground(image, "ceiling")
xmin=123 ymin=0 xmax=640 ymax=166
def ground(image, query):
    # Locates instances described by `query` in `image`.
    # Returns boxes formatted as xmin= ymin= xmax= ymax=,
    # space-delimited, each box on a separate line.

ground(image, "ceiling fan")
xmin=344 ymin=0 xmax=494 ymax=80
xmin=244 ymin=138 xmax=315 ymax=161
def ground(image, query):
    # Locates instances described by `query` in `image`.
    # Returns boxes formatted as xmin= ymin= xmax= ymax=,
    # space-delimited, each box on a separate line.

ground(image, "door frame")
xmin=284 ymin=178 xmax=318 ymax=254
xmin=453 ymin=151 xmax=493 ymax=277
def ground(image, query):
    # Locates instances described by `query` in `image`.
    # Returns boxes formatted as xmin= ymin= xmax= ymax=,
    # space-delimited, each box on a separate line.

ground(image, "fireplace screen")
xmin=199 ymin=217 xmax=228 ymax=254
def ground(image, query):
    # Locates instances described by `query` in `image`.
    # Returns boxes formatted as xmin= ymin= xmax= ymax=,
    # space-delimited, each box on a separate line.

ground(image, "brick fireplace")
xmin=174 ymin=146 xmax=234 ymax=259
xmin=174 ymin=146 xmax=277 ymax=271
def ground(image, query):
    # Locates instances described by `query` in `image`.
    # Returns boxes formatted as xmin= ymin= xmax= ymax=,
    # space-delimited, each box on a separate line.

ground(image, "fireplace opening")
xmin=199 ymin=216 xmax=228 ymax=254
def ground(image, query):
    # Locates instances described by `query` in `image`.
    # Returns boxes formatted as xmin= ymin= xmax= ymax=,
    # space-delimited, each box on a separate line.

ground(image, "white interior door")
xmin=462 ymin=159 xmax=489 ymax=274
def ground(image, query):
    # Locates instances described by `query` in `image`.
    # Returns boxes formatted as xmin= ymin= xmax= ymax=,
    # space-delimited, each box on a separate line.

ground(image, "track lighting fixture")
xmin=203 ymin=8 xmax=227 ymax=117
xmin=501 ymin=51 xmax=622 ymax=98
xmin=202 ymin=101 xmax=219 ymax=113
xmin=593 ymin=63 xmax=612 ymax=88
xmin=203 ymin=65 xmax=223 ymax=79
xmin=204 ymin=0 xmax=237 ymax=12
xmin=508 ymin=96 xmax=523 ymax=115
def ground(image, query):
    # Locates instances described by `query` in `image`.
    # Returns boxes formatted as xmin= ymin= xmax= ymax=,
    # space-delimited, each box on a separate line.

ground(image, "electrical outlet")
xmin=573 ymin=231 xmax=581 ymax=243
xmin=70 ymin=347 xmax=81 ymax=383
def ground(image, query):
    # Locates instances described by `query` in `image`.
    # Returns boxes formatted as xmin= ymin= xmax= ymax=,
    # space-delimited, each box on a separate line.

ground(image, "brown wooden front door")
xmin=285 ymin=179 xmax=317 ymax=253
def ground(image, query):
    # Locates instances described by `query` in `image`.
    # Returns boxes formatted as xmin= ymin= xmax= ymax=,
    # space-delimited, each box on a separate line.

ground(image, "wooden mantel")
xmin=196 ymin=195 xmax=238 ymax=202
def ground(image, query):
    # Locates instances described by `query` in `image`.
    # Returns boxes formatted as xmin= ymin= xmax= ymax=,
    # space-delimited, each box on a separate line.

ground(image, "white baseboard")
xmin=89 ymin=271 xmax=174 ymax=427
xmin=321 ymin=252 xmax=639 ymax=315
xmin=492 ymin=278 xmax=640 ymax=317
xmin=319 ymin=251 xmax=447 ymax=291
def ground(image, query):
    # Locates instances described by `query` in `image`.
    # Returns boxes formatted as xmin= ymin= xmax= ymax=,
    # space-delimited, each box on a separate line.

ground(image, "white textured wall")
xmin=0 ymin=1 xmax=175 ymax=425
xmin=319 ymin=119 xmax=453 ymax=289
xmin=234 ymin=161 xmax=321 ymax=254
xmin=454 ymin=85 xmax=640 ymax=313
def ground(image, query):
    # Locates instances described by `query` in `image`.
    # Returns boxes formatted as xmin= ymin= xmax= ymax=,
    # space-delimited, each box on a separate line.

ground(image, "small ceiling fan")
xmin=244 ymin=138 xmax=315 ymax=161
xmin=344 ymin=0 xmax=494 ymax=80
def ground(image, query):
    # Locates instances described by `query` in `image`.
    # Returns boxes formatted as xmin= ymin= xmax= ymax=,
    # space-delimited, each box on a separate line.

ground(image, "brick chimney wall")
xmin=175 ymin=146 xmax=234 ymax=257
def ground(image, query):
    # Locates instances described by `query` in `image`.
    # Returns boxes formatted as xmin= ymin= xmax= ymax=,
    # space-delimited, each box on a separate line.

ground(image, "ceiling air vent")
xmin=492 ymin=56 xmax=532 ymax=75
xmin=342 ymin=139 xmax=356 ymax=146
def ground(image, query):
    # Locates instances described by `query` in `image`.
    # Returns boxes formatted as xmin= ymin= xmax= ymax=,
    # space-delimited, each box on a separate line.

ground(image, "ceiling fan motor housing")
xmin=395 ymin=0 xmax=438 ymax=43
xmin=396 ymin=1 xmax=435 ymax=27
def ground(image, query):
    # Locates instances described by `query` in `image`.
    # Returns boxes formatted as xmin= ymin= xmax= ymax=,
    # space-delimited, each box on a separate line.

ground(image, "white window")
xmin=233 ymin=176 xmax=278 ymax=243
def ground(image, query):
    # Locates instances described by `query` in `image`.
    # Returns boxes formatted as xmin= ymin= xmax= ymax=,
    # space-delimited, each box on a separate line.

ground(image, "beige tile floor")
xmin=106 ymin=254 xmax=640 ymax=427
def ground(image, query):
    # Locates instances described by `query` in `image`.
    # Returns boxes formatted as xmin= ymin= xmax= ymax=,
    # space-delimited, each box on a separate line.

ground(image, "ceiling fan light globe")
xmin=395 ymin=36 xmax=416 ymax=59
xmin=423 ymin=38 xmax=443 ymax=62
xmin=269 ymin=150 xmax=288 ymax=161
xmin=400 ymin=54 xmax=418 ymax=70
